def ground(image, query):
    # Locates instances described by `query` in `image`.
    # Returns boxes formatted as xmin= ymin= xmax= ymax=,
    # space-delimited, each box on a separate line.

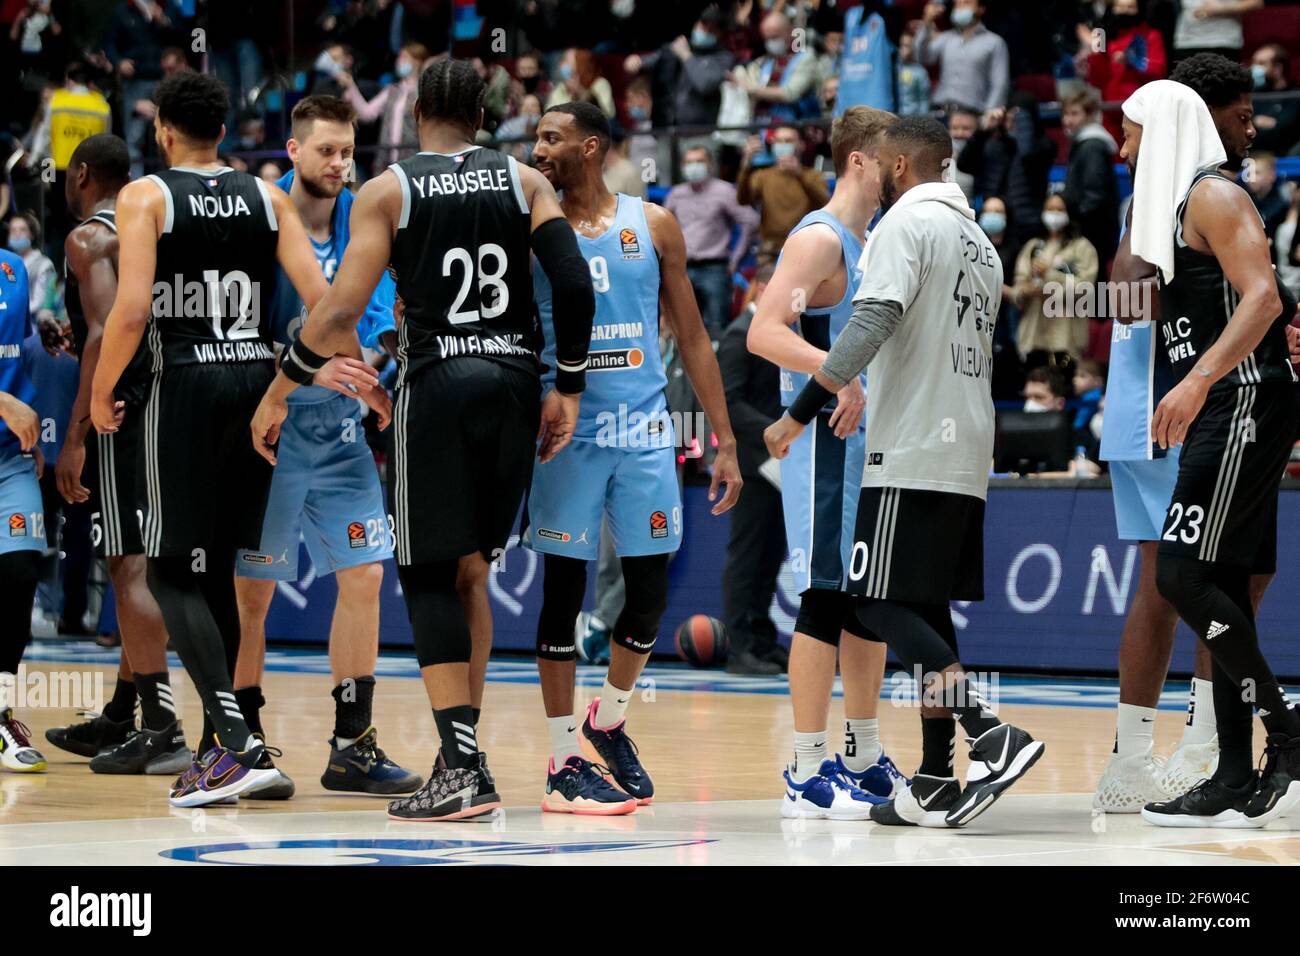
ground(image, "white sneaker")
xmin=1159 ymin=735 xmax=1219 ymax=797
xmin=1093 ymin=746 xmax=1170 ymax=813
xmin=0 ymin=709 xmax=47 ymax=773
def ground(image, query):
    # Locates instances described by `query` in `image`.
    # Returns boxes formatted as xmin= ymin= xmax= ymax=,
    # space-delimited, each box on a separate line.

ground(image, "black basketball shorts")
xmin=84 ymin=402 xmax=145 ymax=557
xmin=1158 ymin=382 xmax=1299 ymax=570
xmin=136 ymin=362 xmax=275 ymax=559
xmin=845 ymin=485 xmax=986 ymax=603
xmin=388 ymin=357 xmax=541 ymax=566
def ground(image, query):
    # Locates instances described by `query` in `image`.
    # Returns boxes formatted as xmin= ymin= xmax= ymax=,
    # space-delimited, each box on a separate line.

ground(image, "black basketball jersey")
xmin=64 ymin=209 xmax=152 ymax=406
xmin=145 ymin=166 xmax=280 ymax=370
xmin=387 ymin=147 xmax=539 ymax=386
xmin=1159 ymin=170 xmax=1298 ymax=392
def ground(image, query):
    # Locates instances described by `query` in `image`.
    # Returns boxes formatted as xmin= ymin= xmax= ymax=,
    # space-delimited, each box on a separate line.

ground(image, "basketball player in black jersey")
xmin=252 ymin=58 xmax=596 ymax=821
xmin=91 ymin=72 xmax=340 ymax=808
xmin=1120 ymin=80 xmax=1300 ymax=828
xmin=44 ymin=134 xmax=189 ymax=775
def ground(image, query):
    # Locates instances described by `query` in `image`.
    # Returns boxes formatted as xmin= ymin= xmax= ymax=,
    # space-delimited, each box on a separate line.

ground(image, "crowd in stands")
xmin=1 ymin=0 xmax=1300 ymax=639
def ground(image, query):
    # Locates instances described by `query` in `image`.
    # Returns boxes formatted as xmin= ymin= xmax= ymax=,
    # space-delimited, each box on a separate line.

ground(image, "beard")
xmin=878 ymin=170 xmax=898 ymax=212
xmin=300 ymin=173 xmax=342 ymax=199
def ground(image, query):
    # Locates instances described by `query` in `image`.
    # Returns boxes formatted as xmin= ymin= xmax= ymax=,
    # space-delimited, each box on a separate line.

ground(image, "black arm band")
xmin=532 ymin=217 xmax=594 ymax=394
xmin=281 ymin=338 xmax=329 ymax=386
xmin=788 ymin=378 xmax=835 ymax=426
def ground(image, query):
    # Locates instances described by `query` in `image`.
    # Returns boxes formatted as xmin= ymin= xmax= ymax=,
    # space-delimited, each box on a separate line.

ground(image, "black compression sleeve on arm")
xmin=788 ymin=378 xmax=835 ymax=425
xmin=531 ymin=217 xmax=594 ymax=394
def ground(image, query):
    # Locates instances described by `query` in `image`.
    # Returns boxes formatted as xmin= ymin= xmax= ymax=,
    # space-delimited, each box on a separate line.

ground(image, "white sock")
xmin=792 ymin=730 xmax=828 ymax=781
xmin=1181 ymin=678 xmax=1217 ymax=746
xmin=594 ymin=679 xmax=631 ymax=727
xmin=335 ymin=736 xmax=357 ymax=750
xmin=842 ymin=718 xmax=882 ymax=772
xmin=1115 ymin=703 xmax=1157 ymax=757
xmin=548 ymin=714 xmax=581 ymax=765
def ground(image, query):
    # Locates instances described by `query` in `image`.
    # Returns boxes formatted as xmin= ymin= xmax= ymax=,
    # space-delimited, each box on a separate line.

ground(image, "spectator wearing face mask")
xmin=1079 ymin=0 xmax=1166 ymax=144
xmin=897 ymin=29 xmax=931 ymax=117
xmin=978 ymin=195 xmax=1026 ymax=400
xmin=496 ymin=93 xmax=543 ymax=162
xmin=1022 ymin=365 xmax=1068 ymax=412
xmin=736 ymin=127 xmax=829 ymax=265
xmin=734 ymin=11 xmax=823 ymax=124
xmin=665 ymin=145 xmax=759 ymax=340
xmin=957 ymin=92 xmax=1056 ymax=244
xmin=1012 ymin=194 xmax=1098 ymax=375
xmin=512 ymin=52 xmax=551 ymax=105
xmin=546 ymin=48 xmax=616 ymax=118
xmin=1249 ymin=43 xmax=1300 ymax=156
xmin=1060 ymin=89 xmax=1119 ymax=267
xmin=946 ymin=106 xmax=978 ymax=199
xmin=6 ymin=213 xmax=56 ymax=328
xmin=623 ymin=7 xmax=735 ymax=128
xmin=915 ymin=0 xmax=1009 ymax=116
xmin=339 ymin=43 xmax=429 ymax=175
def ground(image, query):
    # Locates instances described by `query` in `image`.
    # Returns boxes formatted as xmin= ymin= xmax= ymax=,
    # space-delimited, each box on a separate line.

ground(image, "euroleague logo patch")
xmin=649 ymin=511 xmax=668 ymax=539
xmin=8 ymin=512 xmax=26 ymax=536
xmin=0 ymin=261 xmax=14 ymax=283
xmin=619 ymin=228 xmax=643 ymax=259
xmin=588 ymin=348 xmax=644 ymax=372
xmin=347 ymin=521 xmax=367 ymax=549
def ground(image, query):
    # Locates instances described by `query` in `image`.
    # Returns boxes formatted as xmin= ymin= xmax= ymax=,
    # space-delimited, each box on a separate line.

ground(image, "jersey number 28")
xmin=444 ymin=243 xmax=509 ymax=324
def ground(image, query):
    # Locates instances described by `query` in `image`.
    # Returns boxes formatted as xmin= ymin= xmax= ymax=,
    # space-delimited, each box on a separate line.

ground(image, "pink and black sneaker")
xmin=581 ymin=698 xmax=654 ymax=805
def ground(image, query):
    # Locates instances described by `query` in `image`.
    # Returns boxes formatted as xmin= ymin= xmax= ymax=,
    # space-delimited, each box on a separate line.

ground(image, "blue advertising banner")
xmin=263 ymin=484 xmax=1300 ymax=678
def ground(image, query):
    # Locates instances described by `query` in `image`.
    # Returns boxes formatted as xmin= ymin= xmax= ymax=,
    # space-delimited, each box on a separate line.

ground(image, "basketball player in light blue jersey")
xmin=749 ymin=106 xmax=906 ymax=819
xmin=1094 ymin=55 xmax=1283 ymax=812
xmin=0 ymin=244 xmax=48 ymax=773
xmin=231 ymin=96 xmax=420 ymax=798
xmin=525 ymin=102 xmax=742 ymax=813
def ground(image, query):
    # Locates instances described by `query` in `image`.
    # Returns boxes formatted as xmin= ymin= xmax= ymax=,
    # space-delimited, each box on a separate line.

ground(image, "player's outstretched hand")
xmin=56 ymin=439 xmax=90 ymax=504
xmin=37 ymin=315 xmax=73 ymax=356
xmin=251 ymin=392 xmax=289 ymax=465
xmin=315 ymin=355 xmax=381 ymax=395
xmin=0 ymin=392 xmax=40 ymax=450
xmin=708 ymin=444 xmax=743 ymax=516
xmin=358 ymin=383 xmax=392 ymax=430
xmin=538 ymin=389 xmax=579 ymax=463
xmin=1285 ymin=322 xmax=1300 ymax=366
xmin=1151 ymin=375 xmax=1208 ymax=450
xmin=828 ymin=377 xmax=864 ymax=438
xmin=764 ymin=413 xmax=804 ymax=461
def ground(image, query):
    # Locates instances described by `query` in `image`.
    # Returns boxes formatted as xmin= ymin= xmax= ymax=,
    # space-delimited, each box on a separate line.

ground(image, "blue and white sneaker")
xmin=781 ymin=759 xmax=887 ymax=820
xmin=321 ymin=726 xmax=423 ymax=795
xmin=582 ymin=698 xmax=653 ymax=804
xmin=833 ymin=752 xmax=909 ymax=799
xmin=542 ymin=755 xmax=637 ymax=815
xmin=575 ymin=612 xmax=610 ymax=665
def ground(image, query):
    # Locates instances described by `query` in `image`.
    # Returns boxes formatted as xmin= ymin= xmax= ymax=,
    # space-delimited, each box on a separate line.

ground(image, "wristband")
xmin=788 ymin=378 xmax=836 ymax=425
xmin=554 ymin=356 xmax=588 ymax=395
xmin=281 ymin=339 xmax=329 ymax=385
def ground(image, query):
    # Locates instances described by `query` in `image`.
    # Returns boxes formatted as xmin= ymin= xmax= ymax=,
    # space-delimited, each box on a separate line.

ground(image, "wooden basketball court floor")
xmin=4 ymin=643 xmax=1298 ymax=866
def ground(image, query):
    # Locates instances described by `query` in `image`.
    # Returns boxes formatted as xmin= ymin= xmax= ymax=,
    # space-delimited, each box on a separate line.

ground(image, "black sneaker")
xmin=1141 ymin=776 xmax=1255 ymax=828
xmin=321 ymin=726 xmax=423 ymax=795
xmin=1241 ymin=734 xmax=1300 ymax=826
xmin=944 ymin=723 xmax=1045 ymax=827
xmin=388 ymin=751 xmax=501 ymax=821
xmin=725 ymin=650 xmax=783 ymax=677
xmin=89 ymin=722 xmax=192 ymax=775
xmin=241 ymin=735 xmax=295 ymax=799
xmin=869 ymin=774 xmax=960 ymax=827
xmin=45 ymin=711 xmax=134 ymax=758
xmin=581 ymin=698 xmax=654 ymax=804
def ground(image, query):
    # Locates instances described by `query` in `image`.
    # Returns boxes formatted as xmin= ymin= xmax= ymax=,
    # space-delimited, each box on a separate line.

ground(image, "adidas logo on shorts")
xmin=1206 ymin=621 xmax=1230 ymax=640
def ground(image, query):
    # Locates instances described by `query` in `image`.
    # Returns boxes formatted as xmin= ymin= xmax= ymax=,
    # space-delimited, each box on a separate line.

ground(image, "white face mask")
xmin=1023 ymin=399 xmax=1053 ymax=413
xmin=611 ymin=0 xmax=635 ymax=18
xmin=683 ymin=162 xmax=709 ymax=183
xmin=1041 ymin=211 xmax=1069 ymax=233
xmin=951 ymin=7 xmax=976 ymax=28
xmin=766 ymin=38 xmax=788 ymax=57
xmin=771 ymin=141 xmax=797 ymax=160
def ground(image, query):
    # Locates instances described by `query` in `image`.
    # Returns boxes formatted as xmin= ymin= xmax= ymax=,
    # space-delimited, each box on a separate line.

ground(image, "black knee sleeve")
xmin=855 ymin=599 xmax=960 ymax=673
xmin=398 ymin=559 xmax=470 ymax=667
xmin=0 ymin=550 xmax=40 ymax=673
xmin=795 ymin=588 xmax=846 ymax=646
xmin=612 ymin=554 xmax=668 ymax=655
xmin=537 ymin=554 xmax=587 ymax=661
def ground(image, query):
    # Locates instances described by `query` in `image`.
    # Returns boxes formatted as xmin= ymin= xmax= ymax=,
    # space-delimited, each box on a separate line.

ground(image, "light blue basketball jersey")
xmin=535 ymin=193 xmax=670 ymax=447
xmin=776 ymin=210 xmax=866 ymax=409
xmin=0 ymin=249 xmax=34 ymax=463
xmin=837 ymin=8 xmax=896 ymax=115
xmin=273 ymin=232 xmax=342 ymax=405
